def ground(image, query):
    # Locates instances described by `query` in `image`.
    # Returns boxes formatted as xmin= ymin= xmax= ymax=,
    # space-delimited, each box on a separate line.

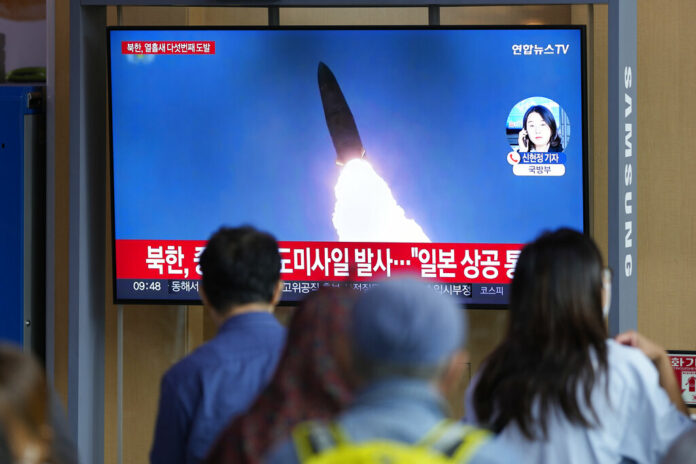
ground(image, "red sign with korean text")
xmin=668 ymin=351 xmax=696 ymax=407
xmin=115 ymin=239 xmax=523 ymax=283
xmin=121 ymin=41 xmax=216 ymax=55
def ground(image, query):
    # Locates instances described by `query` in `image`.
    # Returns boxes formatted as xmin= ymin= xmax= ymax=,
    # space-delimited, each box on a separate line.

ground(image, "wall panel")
xmin=118 ymin=6 xmax=188 ymax=25
xmin=280 ymin=7 xmax=426 ymax=25
xmin=121 ymin=307 xmax=188 ymax=463
xmin=187 ymin=7 xmax=266 ymax=25
xmin=441 ymin=5 xmax=571 ymax=24
xmin=636 ymin=0 xmax=696 ymax=354
xmin=589 ymin=4 xmax=608 ymax=259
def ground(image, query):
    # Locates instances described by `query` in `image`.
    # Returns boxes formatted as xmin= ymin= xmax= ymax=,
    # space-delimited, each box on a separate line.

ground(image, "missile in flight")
xmin=317 ymin=62 xmax=366 ymax=166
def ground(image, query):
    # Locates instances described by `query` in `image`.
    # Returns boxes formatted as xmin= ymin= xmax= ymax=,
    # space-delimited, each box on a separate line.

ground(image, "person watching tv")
xmin=465 ymin=228 xmax=693 ymax=463
xmin=265 ymin=278 xmax=515 ymax=464
xmin=204 ymin=287 xmax=356 ymax=464
xmin=150 ymin=225 xmax=286 ymax=464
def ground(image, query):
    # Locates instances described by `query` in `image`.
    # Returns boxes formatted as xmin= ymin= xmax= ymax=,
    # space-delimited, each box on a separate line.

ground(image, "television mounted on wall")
xmin=108 ymin=26 xmax=588 ymax=306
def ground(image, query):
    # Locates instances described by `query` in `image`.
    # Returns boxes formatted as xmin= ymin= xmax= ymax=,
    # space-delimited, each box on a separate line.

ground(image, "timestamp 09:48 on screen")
xmin=132 ymin=281 xmax=162 ymax=291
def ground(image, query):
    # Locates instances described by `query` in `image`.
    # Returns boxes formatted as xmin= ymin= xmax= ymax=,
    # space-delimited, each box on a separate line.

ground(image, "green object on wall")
xmin=6 ymin=66 xmax=46 ymax=83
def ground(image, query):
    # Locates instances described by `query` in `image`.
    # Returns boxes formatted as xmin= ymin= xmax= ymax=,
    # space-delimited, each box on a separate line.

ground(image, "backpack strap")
xmin=292 ymin=421 xmax=346 ymax=463
xmin=422 ymin=421 xmax=492 ymax=464
xmin=292 ymin=419 xmax=491 ymax=464
xmin=417 ymin=420 xmax=456 ymax=448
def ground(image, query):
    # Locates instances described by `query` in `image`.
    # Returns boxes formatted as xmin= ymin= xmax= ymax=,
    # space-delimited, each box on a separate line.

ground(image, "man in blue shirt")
xmin=150 ymin=226 xmax=286 ymax=464
xmin=266 ymin=278 xmax=515 ymax=464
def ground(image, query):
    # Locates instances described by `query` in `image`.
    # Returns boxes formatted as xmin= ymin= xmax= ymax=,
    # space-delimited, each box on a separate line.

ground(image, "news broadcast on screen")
xmin=108 ymin=26 xmax=587 ymax=305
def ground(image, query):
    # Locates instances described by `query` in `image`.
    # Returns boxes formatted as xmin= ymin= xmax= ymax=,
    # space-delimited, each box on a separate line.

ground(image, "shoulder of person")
xmin=607 ymin=339 xmax=656 ymax=368
xmin=161 ymin=340 xmax=219 ymax=387
xmin=468 ymin=436 xmax=518 ymax=464
xmin=606 ymin=339 xmax=660 ymax=388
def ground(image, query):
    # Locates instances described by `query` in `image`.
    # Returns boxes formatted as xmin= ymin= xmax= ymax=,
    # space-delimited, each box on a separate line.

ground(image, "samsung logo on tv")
xmin=623 ymin=66 xmax=634 ymax=278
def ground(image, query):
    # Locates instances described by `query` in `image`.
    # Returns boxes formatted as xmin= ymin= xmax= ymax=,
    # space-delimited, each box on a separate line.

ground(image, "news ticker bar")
xmin=116 ymin=239 xmax=522 ymax=284
xmin=116 ymin=279 xmax=509 ymax=305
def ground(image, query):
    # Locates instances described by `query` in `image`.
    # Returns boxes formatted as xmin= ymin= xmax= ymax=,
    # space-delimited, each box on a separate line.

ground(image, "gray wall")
xmin=0 ymin=17 xmax=46 ymax=76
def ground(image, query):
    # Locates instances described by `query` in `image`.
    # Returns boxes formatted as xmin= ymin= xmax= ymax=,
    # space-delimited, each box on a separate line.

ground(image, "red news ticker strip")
xmin=121 ymin=41 xmax=216 ymax=55
xmin=115 ymin=239 xmax=523 ymax=284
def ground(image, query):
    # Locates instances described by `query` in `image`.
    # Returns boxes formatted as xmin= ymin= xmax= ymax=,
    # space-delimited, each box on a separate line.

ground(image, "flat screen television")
xmin=108 ymin=26 xmax=587 ymax=306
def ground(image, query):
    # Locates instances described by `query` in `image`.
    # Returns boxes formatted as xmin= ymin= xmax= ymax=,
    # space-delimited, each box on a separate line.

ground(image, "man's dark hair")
xmin=199 ymin=225 xmax=281 ymax=314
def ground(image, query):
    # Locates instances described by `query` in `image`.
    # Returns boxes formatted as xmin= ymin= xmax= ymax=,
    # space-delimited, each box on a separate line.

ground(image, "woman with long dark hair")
xmin=465 ymin=229 xmax=692 ymax=463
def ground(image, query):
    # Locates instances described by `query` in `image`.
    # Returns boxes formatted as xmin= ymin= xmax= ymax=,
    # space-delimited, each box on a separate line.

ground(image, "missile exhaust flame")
xmin=332 ymin=159 xmax=430 ymax=243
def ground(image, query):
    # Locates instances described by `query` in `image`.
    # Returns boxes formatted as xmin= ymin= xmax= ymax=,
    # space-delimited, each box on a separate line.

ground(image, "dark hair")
xmin=523 ymin=105 xmax=563 ymax=152
xmin=200 ymin=225 xmax=281 ymax=314
xmin=473 ymin=228 xmax=608 ymax=439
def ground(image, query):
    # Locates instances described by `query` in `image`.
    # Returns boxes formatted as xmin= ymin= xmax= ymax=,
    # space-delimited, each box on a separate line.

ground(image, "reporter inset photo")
xmin=507 ymin=97 xmax=570 ymax=153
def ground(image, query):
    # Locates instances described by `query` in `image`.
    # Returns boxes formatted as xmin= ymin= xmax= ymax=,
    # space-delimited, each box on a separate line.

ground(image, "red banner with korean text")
xmin=121 ymin=41 xmax=215 ymax=55
xmin=115 ymin=240 xmax=523 ymax=283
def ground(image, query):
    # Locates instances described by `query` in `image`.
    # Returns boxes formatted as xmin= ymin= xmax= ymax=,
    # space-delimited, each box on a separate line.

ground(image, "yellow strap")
xmin=416 ymin=419 xmax=455 ymax=448
xmin=294 ymin=419 xmax=490 ymax=464
xmin=329 ymin=422 xmax=349 ymax=444
xmin=449 ymin=428 xmax=491 ymax=464
xmin=292 ymin=422 xmax=316 ymax=463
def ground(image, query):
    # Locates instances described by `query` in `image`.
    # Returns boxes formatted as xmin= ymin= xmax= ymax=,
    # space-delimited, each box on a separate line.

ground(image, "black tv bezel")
xmin=107 ymin=25 xmax=589 ymax=307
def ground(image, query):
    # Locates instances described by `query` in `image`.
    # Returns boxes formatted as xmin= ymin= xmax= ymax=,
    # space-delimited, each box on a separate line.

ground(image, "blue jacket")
xmin=151 ymin=311 xmax=286 ymax=464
